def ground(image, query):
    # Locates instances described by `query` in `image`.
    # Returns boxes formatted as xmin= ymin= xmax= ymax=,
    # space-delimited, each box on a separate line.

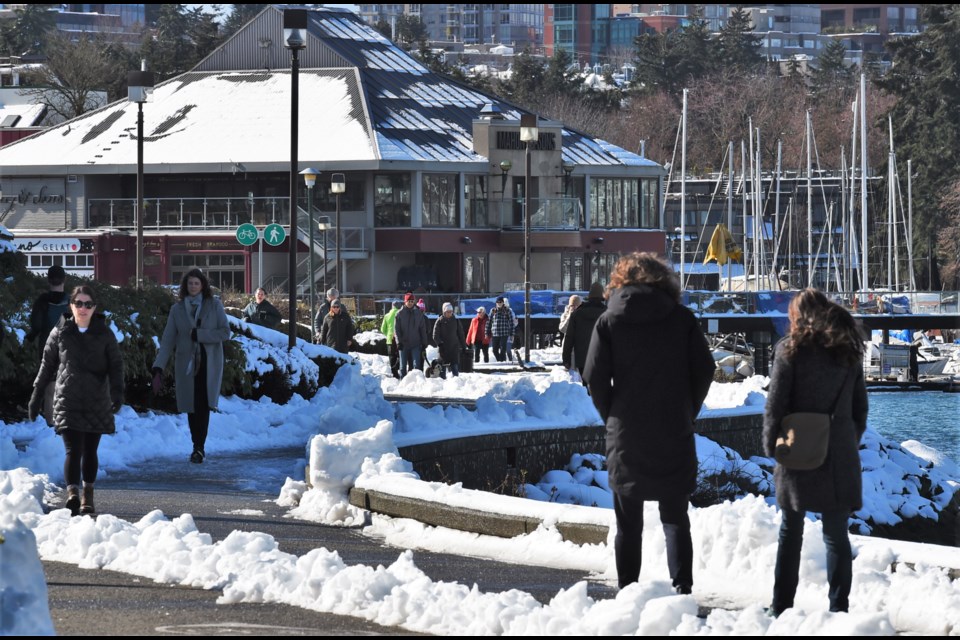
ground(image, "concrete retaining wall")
xmin=398 ymin=413 xmax=765 ymax=490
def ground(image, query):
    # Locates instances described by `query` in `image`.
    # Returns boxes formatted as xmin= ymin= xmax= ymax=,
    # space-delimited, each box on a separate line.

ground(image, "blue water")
xmin=867 ymin=391 xmax=960 ymax=462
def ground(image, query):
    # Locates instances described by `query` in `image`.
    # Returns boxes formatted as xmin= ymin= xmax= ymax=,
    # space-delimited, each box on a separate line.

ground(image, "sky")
xmin=2 ymin=313 xmax=959 ymax=635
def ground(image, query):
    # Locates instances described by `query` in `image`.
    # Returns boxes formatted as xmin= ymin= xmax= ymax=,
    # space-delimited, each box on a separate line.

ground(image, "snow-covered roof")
xmin=0 ymin=69 xmax=376 ymax=173
xmin=0 ymin=7 xmax=659 ymax=174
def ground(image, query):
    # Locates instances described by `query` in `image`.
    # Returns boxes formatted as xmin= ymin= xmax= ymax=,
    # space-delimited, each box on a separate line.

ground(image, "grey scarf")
xmin=185 ymin=294 xmax=203 ymax=377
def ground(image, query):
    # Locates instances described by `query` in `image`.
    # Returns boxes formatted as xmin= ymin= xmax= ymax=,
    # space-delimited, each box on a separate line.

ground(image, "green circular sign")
xmin=235 ymin=223 xmax=259 ymax=246
xmin=263 ymin=223 xmax=287 ymax=247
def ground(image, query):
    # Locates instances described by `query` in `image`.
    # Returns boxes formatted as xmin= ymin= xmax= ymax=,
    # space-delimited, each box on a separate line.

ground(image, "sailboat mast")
xmin=741 ymin=141 xmax=749 ymax=276
xmin=908 ymin=159 xmax=915 ymax=290
xmin=849 ymin=92 xmax=859 ymax=293
xmin=860 ymin=73 xmax=869 ymax=290
xmin=727 ymin=141 xmax=734 ymax=291
xmin=774 ymin=139 xmax=782 ymax=287
xmin=680 ymin=88 xmax=687 ymax=289
xmin=888 ymin=116 xmax=895 ymax=290
xmin=807 ymin=110 xmax=813 ymax=288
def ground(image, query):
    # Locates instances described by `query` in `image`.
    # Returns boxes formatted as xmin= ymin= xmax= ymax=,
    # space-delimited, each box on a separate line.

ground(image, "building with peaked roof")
xmin=0 ymin=6 xmax=664 ymax=297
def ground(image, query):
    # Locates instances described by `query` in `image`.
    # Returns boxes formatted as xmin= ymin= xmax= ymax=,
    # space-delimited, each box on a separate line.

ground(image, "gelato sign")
xmin=15 ymin=238 xmax=83 ymax=254
xmin=1 ymin=185 xmax=65 ymax=215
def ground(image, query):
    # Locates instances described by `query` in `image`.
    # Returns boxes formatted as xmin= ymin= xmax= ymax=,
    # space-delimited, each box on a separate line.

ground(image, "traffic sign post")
xmin=264 ymin=223 xmax=286 ymax=247
xmin=236 ymin=223 xmax=259 ymax=246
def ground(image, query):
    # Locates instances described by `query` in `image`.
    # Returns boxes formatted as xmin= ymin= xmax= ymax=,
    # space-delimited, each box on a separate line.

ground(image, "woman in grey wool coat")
xmin=29 ymin=285 xmax=124 ymax=516
xmin=763 ymin=288 xmax=868 ymax=616
xmin=152 ymin=268 xmax=230 ymax=464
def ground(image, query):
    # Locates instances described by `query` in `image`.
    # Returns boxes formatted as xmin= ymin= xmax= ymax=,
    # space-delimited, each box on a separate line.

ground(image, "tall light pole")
xmin=317 ymin=215 xmax=331 ymax=305
xmin=284 ymin=8 xmax=307 ymax=350
xmin=331 ymin=173 xmax=345 ymax=293
xmin=300 ymin=167 xmax=319 ymax=342
xmin=128 ymin=61 xmax=154 ymax=290
xmin=520 ymin=114 xmax=538 ymax=364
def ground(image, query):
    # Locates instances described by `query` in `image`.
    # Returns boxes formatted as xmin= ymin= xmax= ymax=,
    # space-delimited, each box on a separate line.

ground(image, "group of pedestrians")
xmin=582 ymin=252 xmax=867 ymax=617
xmin=24 ymin=256 xmax=868 ymax=617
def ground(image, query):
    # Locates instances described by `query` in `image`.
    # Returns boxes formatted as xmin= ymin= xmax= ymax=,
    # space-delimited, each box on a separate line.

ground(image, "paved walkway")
xmin=43 ymin=445 xmax=617 ymax=636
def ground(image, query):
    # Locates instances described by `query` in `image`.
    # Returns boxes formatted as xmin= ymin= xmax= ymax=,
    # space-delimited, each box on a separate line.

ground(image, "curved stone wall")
xmin=398 ymin=413 xmax=764 ymax=491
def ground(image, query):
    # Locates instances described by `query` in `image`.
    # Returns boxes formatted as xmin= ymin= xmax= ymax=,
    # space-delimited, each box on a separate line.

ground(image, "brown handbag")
xmin=775 ymin=370 xmax=853 ymax=470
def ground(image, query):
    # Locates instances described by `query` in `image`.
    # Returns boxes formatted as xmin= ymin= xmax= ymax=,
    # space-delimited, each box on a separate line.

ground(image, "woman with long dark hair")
xmin=584 ymin=252 xmax=715 ymax=593
xmin=763 ymin=288 xmax=868 ymax=616
xmin=152 ymin=268 xmax=230 ymax=464
xmin=29 ymin=285 xmax=124 ymax=515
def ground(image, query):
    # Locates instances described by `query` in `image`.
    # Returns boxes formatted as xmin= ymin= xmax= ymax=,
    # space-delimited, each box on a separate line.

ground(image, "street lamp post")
xmin=128 ymin=61 xmax=154 ymax=290
xmin=284 ymin=8 xmax=307 ymax=350
xmin=331 ymin=173 xmax=345 ymax=293
xmin=300 ymin=167 xmax=320 ymax=342
xmin=316 ymin=215 xmax=331 ymax=303
xmin=520 ymin=114 xmax=538 ymax=364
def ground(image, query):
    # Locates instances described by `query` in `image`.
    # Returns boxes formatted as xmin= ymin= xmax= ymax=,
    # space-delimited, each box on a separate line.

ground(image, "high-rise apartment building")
xmin=358 ymin=4 xmax=544 ymax=48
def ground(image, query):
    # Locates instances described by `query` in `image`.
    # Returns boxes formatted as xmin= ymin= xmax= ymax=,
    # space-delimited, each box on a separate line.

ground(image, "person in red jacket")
xmin=466 ymin=306 xmax=491 ymax=363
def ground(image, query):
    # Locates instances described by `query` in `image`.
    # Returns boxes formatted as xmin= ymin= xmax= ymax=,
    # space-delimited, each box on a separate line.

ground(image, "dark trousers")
xmin=613 ymin=492 xmax=693 ymax=590
xmin=472 ymin=343 xmax=489 ymax=363
xmin=62 ymin=430 xmax=103 ymax=485
xmin=188 ymin=349 xmax=210 ymax=452
xmin=773 ymin=508 xmax=852 ymax=614
xmin=387 ymin=343 xmax=400 ymax=378
xmin=491 ymin=335 xmax=509 ymax=362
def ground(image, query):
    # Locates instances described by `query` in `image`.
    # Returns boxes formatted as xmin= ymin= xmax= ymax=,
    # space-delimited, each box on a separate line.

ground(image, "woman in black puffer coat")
xmin=584 ymin=253 xmax=715 ymax=593
xmin=319 ymin=299 xmax=355 ymax=353
xmin=29 ymin=285 xmax=124 ymax=517
xmin=763 ymin=288 xmax=867 ymax=616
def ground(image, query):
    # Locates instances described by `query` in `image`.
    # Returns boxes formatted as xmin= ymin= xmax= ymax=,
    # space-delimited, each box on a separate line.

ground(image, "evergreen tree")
xmin=811 ymin=39 xmax=856 ymax=104
xmin=878 ymin=4 xmax=960 ymax=286
xmin=394 ymin=15 xmax=428 ymax=51
xmin=717 ymin=7 xmax=763 ymax=73
xmin=634 ymin=13 xmax=716 ymax=98
xmin=0 ymin=4 xmax=57 ymax=57
xmin=372 ymin=16 xmax=393 ymax=40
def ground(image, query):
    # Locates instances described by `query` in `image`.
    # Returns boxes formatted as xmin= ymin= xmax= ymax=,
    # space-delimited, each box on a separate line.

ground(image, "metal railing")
xmin=88 ymin=196 xmax=585 ymax=232
xmin=685 ymin=290 xmax=960 ymax=316
xmin=88 ymin=196 xmax=290 ymax=230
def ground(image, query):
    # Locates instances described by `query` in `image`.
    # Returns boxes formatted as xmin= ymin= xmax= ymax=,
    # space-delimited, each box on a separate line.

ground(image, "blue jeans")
xmin=399 ymin=347 xmax=422 ymax=376
xmin=613 ymin=492 xmax=693 ymax=590
xmin=772 ymin=508 xmax=852 ymax=614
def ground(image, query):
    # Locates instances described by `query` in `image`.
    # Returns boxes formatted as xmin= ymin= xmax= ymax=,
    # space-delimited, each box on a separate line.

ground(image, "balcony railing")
xmin=87 ymin=197 xmax=291 ymax=230
xmin=89 ymin=196 xmax=586 ymax=233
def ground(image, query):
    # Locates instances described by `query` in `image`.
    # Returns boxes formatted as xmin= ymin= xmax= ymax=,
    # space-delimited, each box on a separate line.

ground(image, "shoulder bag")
xmin=775 ymin=368 xmax=854 ymax=471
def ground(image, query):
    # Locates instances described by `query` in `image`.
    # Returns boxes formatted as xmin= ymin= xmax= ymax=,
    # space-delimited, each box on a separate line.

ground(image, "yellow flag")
xmin=703 ymin=223 xmax=742 ymax=265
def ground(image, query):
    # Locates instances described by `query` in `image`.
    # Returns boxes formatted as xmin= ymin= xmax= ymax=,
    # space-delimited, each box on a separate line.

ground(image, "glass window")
xmin=465 ymin=174 xmax=493 ymax=228
xmin=374 ymin=173 xmax=411 ymax=227
xmin=170 ymin=253 xmax=245 ymax=294
xmin=307 ymin=176 xmax=365 ymax=212
xmin=561 ymin=253 xmax=585 ymax=291
xmin=422 ymin=173 xmax=458 ymax=227
xmin=463 ymin=253 xmax=488 ymax=293
xmin=591 ymin=252 xmax=618 ymax=288
xmin=554 ymin=5 xmax=573 ymax=21
xmin=590 ymin=177 xmax=659 ymax=229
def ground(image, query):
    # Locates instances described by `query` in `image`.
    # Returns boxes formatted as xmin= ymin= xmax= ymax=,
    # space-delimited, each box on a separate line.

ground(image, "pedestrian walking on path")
xmin=152 ymin=268 xmax=230 ymax=465
xmin=29 ymin=284 xmax=124 ymax=516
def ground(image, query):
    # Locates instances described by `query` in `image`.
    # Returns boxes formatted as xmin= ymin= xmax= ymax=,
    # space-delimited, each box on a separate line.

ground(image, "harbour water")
xmin=867 ymin=391 xmax=960 ymax=463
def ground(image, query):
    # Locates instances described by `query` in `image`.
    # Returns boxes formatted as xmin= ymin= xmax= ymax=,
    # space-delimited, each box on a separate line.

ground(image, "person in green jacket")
xmin=380 ymin=300 xmax=402 ymax=378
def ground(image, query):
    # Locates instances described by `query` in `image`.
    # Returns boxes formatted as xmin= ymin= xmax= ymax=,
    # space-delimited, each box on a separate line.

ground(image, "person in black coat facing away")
xmin=763 ymin=288 xmax=867 ymax=616
xmin=28 ymin=285 xmax=124 ymax=516
xmin=584 ymin=252 xmax=715 ymax=593
xmin=432 ymin=302 xmax=466 ymax=378
xmin=562 ymin=282 xmax=606 ymax=380
xmin=319 ymin=299 xmax=355 ymax=353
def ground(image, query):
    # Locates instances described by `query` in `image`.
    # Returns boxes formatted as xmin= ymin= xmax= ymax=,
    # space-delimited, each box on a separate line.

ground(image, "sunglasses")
xmin=72 ymin=300 xmax=96 ymax=309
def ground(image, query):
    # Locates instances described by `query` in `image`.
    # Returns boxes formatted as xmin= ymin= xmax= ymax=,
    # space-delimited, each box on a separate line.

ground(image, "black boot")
xmin=65 ymin=484 xmax=81 ymax=516
xmin=190 ymin=448 xmax=205 ymax=464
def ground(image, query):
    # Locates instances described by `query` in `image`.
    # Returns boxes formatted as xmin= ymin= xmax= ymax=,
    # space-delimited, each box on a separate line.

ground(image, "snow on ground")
xmin=2 ymin=340 xmax=959 ymax=635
